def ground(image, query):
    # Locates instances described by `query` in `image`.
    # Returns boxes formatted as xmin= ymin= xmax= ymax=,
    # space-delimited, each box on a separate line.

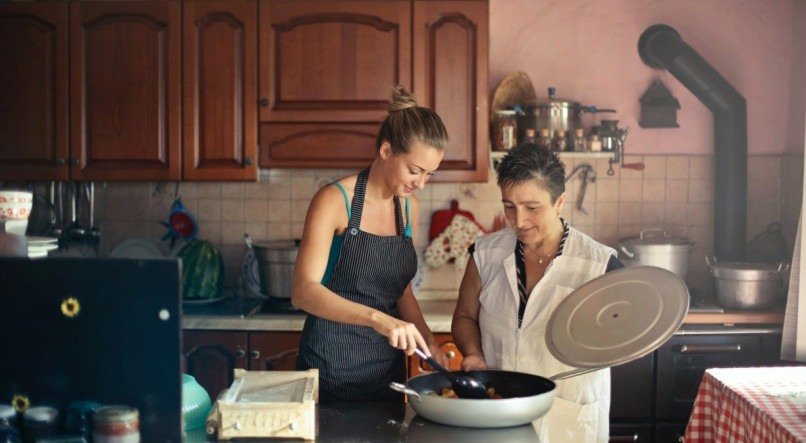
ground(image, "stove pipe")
xmin=638 ymin=24 xmax=747 ymax=261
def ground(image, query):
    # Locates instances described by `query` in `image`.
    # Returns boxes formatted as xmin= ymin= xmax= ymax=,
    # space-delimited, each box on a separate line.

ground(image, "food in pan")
xmin=436 ymin=386 xmax=502 ymax=399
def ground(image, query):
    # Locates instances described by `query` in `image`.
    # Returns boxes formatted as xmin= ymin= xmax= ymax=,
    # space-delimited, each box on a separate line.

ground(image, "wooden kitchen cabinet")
xmin=412 ymin=0 xmax=489 ymax=182
xmin=183 ymin=0 xmax=259 ymax=181
xmin=0 ymin=2 xmax=70 ymax=181
xmin=183 ymin=330 xmax=249 ymax=400
xmin=70 ymin=1 xmax=182 ymax=181
xmin=258 ymin=0 xmax=489 ymax=182
xmin=407 ymin=333 xmax=464 ymax=377
xmin=183 ymin=330 xmax=302 ymax=398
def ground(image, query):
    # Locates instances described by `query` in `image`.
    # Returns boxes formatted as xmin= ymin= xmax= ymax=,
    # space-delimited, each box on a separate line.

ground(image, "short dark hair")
xmin=375 ymin=85 xmax=448 ymax=154
xmin=496 ymin=143 xmax=566 ymax=203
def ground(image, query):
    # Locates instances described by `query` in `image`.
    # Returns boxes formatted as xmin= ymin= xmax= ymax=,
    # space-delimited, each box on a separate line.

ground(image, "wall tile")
xmin=689 ymin=156 xmax=713 ymax=179
xmin=664 ymin=202 xmax=689 ymax=227
xmin=687 ymin=202 xmax=712 ymax=227
xmin=688 ymin=179 xmax=713 ymax=203
xmin=221 ymin=183 xmax=243 ymax=198
xmin=198 ymin=199 xmax=222 ymax=222
xmin=267 ymin=200 xmax=291 ymax=223
xmin=666 ymin=156 xmax=689 ymax=179
xmin=596 ymin=203 xmax=618 ymax=225
xmin=199 ymin=221 xmax=222 ymax=244
xmin=197 ymin=183 xmax=222 ymax=199
xmin=244 ymin=199 xmax=269 ymax=223
xmin=221 ymin=222 xmax=246 ymax=245
xmin=642 ymin=180 xmax=665 ymax=202
xmin=748 ymin=156 xmax=781 ymax=181
xmin=642 ymin=203 xmax=665 ymax=226
xmin=619 ymin=179 xmax=642 ymax=202
xmin=665 ymin=180 xmax=689 ymax=203
xmin=595 ymin=179 xmax=619 ymax=202
xmin=618 ymin=202 xmax=642 ymax=225
xmin=642 ymin=156 xmax=666 ymax=179
xmin=291 ymin=200 xmax=311 ymax=223
xmin=221 ymin=200 xmax=245 ymax=222
xmin=268 ymin=222 xmax=291 ymax=239
xmin=243 ymin=182 xmax=268 ymax=199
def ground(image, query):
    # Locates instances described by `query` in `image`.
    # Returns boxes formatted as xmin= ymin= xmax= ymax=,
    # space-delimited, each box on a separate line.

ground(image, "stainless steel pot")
xmin=252 ymin=240 xmax=299 ymax=299
xmin=619 ymin=229 xmax=696 ymax=282
xmin=706 ymin=256 xmax=790 ymax=310
xmin=517 ymin=87 xmax=615 ymax=142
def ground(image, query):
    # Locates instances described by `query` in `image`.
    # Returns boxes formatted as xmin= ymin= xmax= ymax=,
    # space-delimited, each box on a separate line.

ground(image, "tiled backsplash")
xmin=95 ymin=154 xmax=803 ymax=300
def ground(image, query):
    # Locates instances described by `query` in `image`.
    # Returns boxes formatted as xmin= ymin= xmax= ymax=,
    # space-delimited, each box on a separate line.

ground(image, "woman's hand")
xmin=371 ymin=312 xmax=430 ymax=356
xmin=460 ymin=353 xmax=487 ymax=371
xmin=426 ymin=341 xmax=450 ymax=369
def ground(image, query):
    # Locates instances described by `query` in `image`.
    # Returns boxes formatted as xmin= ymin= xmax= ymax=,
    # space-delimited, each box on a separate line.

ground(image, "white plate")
xmin=182 ymin=296 xmax=226 ymax=306
xmin=546 ymin=266 xmax=689 ymax=369
xmin=28 ymin=243 xmax=59 ymax=254
xmin=242 ymin=249 xmax=268 ymax=299
xmin=27 ymin=236 xmax=58 ymax=245
xmin=110 ymin=238 xmax=164 ymax=259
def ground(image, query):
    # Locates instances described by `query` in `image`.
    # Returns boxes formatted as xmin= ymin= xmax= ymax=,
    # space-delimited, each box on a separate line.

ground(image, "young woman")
xmin=292 ymin=86 xmax=450 ymax=402
xmin=452 ymin=143 xmax=623 ymax=441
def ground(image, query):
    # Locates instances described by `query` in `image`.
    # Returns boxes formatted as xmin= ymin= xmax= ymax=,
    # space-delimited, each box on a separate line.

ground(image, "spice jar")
xmin=93 ymin=406 xmax=140 ymax=443
xmin=22 ymin=406 xmax=58 ymax=443
xmin=572 ymin=128 xmax=587 ymax=152
xmin=490 ymin=110 xmax=517 ymax=151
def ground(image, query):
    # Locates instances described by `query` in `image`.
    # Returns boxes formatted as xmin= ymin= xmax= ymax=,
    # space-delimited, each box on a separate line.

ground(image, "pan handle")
xmin=549 ymin=367 xmax=602 ymax=381
xmin=389 ymin=382 xmax=421 ymax=402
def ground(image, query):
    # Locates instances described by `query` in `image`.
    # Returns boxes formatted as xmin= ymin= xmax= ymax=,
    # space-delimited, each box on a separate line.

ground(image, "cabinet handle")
xmin=609 ymin=434 xmax=639 ymax=442
xmin=69 ymin=158 xmax=80 ymax=166
xmin=244 ymin=157 xmax=253 ymax=166
xmin=259 ymin=98 xmax=269 ymax=107
xmin=446 ymin=350 xmax=456 ymax=360
xmin=234 ymin=349 xmax=246 ymax=359
xmin=250 ymin=350 xmax=261 ymax=360
xmin=679 ymin=344 xmax=742 ymax=354
xmin=55 ymin=157 xmax=66 ymax=166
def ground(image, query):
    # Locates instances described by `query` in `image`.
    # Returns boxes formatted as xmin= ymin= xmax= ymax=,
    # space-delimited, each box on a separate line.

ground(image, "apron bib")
xmin=296 ymin=168 xmax=417 ymax=402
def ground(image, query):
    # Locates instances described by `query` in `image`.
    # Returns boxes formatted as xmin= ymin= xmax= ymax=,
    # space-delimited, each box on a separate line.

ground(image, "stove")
xmin=687 ymin=286 xmax=724 ymax=313
xmin=257 ymin=296 xmax=302 ymax=314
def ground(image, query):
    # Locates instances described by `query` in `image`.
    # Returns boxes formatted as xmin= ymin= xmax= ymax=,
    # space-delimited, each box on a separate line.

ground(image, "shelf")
xmin=490 ymin=150 xmax=615 ymax=160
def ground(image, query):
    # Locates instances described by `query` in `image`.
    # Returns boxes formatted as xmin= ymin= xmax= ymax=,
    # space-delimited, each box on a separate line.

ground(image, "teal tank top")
xmin=321 ymin=182 xmax=411 ymax=284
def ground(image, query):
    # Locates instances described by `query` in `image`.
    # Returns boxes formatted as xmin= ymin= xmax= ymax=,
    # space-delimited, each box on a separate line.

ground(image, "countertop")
xmin=182 ymin=299 xmax=785 ymax=333
xmin=184 ymin=401 xmax=540 ymax=442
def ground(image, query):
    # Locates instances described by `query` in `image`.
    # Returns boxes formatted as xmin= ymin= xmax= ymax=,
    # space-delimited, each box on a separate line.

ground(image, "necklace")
xmin=523 ymin=246 xmax=554 ymax=264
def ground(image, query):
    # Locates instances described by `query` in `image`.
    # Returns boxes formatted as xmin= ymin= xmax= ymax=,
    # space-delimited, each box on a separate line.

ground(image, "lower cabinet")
xmin=183 ymin=330 xmax=301 ymax=399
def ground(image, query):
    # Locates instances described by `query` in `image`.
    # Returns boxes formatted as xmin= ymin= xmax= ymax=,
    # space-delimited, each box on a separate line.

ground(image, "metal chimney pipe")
xmin=638 ymin=24 xmax=747 ymax=261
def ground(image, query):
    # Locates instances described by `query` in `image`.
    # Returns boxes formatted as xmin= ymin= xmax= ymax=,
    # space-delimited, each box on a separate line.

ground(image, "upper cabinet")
xmin=183 ymin=0 xmax=258 ymax=181
xmin=258 ymin=0 xmax=489 ymax=181
xmin=0 ymin=2 xmax=70 ymax=181
xmin=70 ymin=1 xmax=182 ymax=181
xmin=413 ymin=1 xmax=488 ymax=182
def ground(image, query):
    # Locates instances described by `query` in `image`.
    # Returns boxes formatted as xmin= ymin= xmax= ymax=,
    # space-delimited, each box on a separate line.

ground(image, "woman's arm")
xmin=291 ymin=184 xmax=429 ymax=355
xmin=397 ymin=283 xmax=450 ymax=367
xmin=451 ymin=256 xmax=487 ymax=370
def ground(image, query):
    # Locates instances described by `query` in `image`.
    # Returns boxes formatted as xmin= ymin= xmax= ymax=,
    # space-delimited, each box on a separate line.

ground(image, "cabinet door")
xmin=183 ymin=0 xmax=258 ymax=181
xmin=413 ymin=1 xmax=489 ymax=182
xmin=408 ymin=334 xmax=464 ymax=377
xmin=248 ymin=331 xmax=302 ymax=371
xmin=70 ymin=1 xmax=181 ymax=181
xmin=258 ymin=0 xmax=411 ymax=168
xmin=608 ymin=423 xmax=652 ymax=442
xmin=610 ymin=353 xmax=654 ymax=419
xmin=183 ymin=330 xmax=248 ymax=400
xmin=0 ymin=2 xmax=69 ymax=181
xmin=656 ymin=334 xmax=762 ymax=419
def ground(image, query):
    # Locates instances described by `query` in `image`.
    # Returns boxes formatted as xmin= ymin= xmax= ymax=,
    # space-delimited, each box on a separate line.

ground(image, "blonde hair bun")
xmin=388 ymin=85 xmax=418 ymax=112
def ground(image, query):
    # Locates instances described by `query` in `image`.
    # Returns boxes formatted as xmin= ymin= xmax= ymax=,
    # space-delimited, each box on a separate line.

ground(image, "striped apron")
xmin=296 ymin=168 xmax=417 ymax=402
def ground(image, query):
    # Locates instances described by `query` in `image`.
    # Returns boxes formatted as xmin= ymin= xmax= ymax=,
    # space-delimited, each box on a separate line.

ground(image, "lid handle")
xmin=620 ymin=245 xmax=636 ymax=259
xmin=639 ymin=228 xmax=667 ymax=240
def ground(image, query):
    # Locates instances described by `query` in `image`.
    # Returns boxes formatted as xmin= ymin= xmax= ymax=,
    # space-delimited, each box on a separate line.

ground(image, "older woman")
xmin=452 ymin=142 xmax=623 ymax=442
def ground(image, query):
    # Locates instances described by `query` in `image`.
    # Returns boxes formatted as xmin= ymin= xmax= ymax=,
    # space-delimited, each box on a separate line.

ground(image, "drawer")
xmin=610 ymin=353 xmax=654 ymax=419
xmin=609 ymin=423 xmax=652 ymax=442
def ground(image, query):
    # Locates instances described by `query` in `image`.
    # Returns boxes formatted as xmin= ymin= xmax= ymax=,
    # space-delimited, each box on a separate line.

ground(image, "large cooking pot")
xmin=517 ymin=87 xmax=615 ymax=141
xmin=706 ymin=256 xmax=790 ymax=310
xmin=252 ymin=240 xmax=299 ymax=299
xmin=619 ymin=228 xmax=696 ymax=282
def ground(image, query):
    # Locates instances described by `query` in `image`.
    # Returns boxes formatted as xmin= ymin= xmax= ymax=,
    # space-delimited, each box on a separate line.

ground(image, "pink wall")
xmin=489 ymin=0 xmax=803 ymax=155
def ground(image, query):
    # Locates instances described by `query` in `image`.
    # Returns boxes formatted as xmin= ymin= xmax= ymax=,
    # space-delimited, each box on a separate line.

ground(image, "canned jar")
xmin=0 ymin=404 xmax=17 ymax=429
xmin=93 ymin=406 xmax=140 ymax=443
xmin=490 ymin=110 xmax=517 ymax=151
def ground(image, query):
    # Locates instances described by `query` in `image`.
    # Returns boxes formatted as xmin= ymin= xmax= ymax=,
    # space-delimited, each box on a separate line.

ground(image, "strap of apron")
xmin=347 ymin=167 xmax=405 ymax=236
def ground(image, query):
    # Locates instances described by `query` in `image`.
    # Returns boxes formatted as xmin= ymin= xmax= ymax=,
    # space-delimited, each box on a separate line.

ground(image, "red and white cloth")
xmin=685 ymin=366 xmax=806 ymax=442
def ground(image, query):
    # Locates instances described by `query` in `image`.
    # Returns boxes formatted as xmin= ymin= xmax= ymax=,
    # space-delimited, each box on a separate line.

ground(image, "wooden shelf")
xmin=490 ymin=150 xmax=615 ymax=160
xmin=684 ymin=309 xmax=785 ymax=325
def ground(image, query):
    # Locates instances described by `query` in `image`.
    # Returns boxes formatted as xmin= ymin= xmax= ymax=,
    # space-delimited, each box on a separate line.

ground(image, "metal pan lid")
xmin=545 ymin=266 xmax=689 ymax=369
xmin=619 ymin=228 xmax=692 ymax=246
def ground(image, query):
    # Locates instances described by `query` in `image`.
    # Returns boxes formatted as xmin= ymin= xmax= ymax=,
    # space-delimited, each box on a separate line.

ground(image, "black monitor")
xmin=0 ymin=257 xmax=182 ymax=441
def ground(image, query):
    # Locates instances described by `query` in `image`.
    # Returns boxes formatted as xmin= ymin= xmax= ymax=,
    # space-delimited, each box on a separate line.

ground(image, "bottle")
xmin=523 ymin=128 xmax=537 ymax=144
xmin=589 ymin=134 xmax=602 ymax=152
xmin=536 ymin=128 xmax=551 ymax=149
xmin=551 ymin=130 xmax=568 ymax=152
xmin=572 ymin=128 xmax=587 ymax=152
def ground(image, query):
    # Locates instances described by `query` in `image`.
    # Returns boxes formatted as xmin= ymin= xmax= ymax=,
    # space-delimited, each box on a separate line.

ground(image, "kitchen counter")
xmin=182 ymin=299 xmax=785 ymax=332
xmin=184 ymin=401 xmax=540 ymax=442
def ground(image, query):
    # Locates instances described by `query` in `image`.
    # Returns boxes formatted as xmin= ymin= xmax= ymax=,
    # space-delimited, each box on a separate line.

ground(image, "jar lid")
xmin=23 ymin=406 xmax=58 ymax=423
xmin=0 ymin=404 xmax=14 ymax=419
xmin=94 ymin=406 xmax=139 ymax=424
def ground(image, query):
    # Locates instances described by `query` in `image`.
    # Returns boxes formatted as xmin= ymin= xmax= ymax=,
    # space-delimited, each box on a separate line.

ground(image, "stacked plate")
xmin=27 ymin=236 xmax=59 ymax=258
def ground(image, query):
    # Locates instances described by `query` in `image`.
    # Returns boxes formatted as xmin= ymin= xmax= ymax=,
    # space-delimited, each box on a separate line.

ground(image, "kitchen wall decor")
xmin=639 ymin=80 xmax=680 ymax=128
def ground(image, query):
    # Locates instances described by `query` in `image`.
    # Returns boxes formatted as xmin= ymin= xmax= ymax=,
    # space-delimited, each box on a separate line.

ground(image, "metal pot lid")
xmin=545 ymin=266 xmax=689 ymax=369
xmin=620 ymin=228 xmax=691 ymax=246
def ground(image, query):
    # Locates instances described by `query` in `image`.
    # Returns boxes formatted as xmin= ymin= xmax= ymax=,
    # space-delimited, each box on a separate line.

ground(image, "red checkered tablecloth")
xmin=685 ymin=367 xmax=806 ymax=442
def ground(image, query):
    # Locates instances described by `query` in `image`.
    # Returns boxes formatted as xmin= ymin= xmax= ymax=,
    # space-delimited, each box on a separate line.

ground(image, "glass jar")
xmin=523 ymin=128 xmax=537 ymax=144
xmin=551 ymin=130 xmax=568 ymax=152
xmin=93 ymin=406 xmax=140 ymax=443
xmin=589 ymin=134 xmax=602 ymax=152
xmin=490 ymin=110 xmax=517 ymax=151
xmin=572 ymin=128 xmax=587 ymax=152
xmin=0 ymin=405 xmax=17 ymax=429
xmin=536 ymin=128 xmax=551 ymax=149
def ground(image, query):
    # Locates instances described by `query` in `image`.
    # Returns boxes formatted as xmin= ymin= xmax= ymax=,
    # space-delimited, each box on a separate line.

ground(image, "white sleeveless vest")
xmin=473 ymin=227 xmax=616 ymax=443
